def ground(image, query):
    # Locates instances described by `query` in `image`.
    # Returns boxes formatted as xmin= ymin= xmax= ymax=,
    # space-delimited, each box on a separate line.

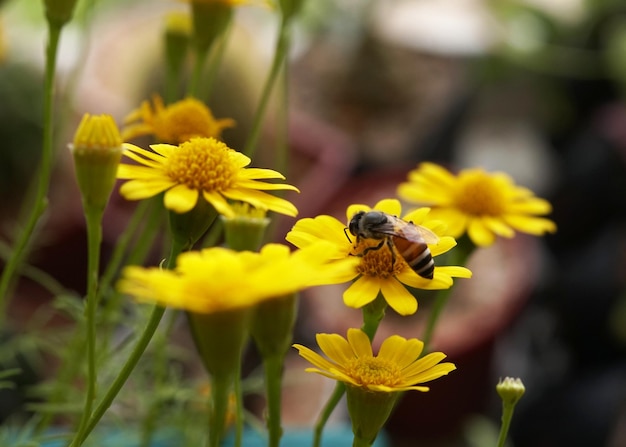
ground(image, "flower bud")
xmin=221 ymin=203 xmax=270 ymax=251
xmin=43 ymin=0 xmax=79 ymax=27
xmin=496 ymin=376 xmax=526 ymax=406
xmin=70 ymin=114 xmax=123 ymax=213
xmin=164 ymin=11 xmax=191 ymax=77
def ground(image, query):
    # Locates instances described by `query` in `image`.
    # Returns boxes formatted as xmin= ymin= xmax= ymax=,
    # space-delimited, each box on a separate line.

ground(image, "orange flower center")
xmin=346 ymin=356 xmax=401 ymax=387
xmin=353 ymin=239 xmax=404 ymax=279
xmin=453 ymin=172 xmax=506 ymax=216
xmin=164 ymin=138 xmax=237 ymax=191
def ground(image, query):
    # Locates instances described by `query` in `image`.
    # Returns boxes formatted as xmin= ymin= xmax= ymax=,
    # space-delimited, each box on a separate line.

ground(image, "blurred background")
xmin=0 ymin=0 xmax=625 ymax=446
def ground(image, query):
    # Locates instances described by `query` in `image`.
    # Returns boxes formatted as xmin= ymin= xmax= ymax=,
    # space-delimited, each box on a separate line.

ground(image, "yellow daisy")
xmin=293 ymin=328 xmax=456 ymax=393
xmin=285 ymin=199 xmax=471 ymax=316
xmin=397 ymin=162 xmax=557 ymax=247
xmin=118 ymin=243 xmax=331 ymax=313
xmin=116 ymin=137 xmax=298 ymax=217
xmin=121 ymin=95 xmax=235 ymax=144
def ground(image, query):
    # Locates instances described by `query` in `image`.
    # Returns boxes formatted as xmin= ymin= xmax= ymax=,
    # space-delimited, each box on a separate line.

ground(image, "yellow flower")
xmin=397 ymin=162 xmax=557 ymax=247
xmin=117 ymin=137 xmax=298 ymax=217
xmin=286 ymin=199 xmax=471 ymax=316
xmin=122 ymin=95 xmax=235 ymax=144
xmin=293 ymin=328 xmax=456 ymax=393
xmin=118 ymin=243 xmax=332 ymax=313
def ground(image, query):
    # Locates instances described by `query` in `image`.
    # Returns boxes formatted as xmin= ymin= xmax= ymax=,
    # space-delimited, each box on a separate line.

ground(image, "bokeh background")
xmin=0 ymin=0 xmax=625 ymax=446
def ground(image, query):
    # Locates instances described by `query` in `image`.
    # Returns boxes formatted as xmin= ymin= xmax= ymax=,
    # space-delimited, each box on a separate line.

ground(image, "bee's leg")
xmin=386 ymin=238 xmax=398 ymax=267
xmin=359 ymin=239 xmax=385 ymax=256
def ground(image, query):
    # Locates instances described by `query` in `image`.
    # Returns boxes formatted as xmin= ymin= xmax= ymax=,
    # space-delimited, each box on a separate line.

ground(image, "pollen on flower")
xmin=164 ymin=137 xmax=237 ymax=191
xmin=346 ymin=356 xmax=401 ymax=387
xmin=354 ymin=240 xmax=404 ymax=278
xmin=454 ymin=173 xmax=506 ymax=216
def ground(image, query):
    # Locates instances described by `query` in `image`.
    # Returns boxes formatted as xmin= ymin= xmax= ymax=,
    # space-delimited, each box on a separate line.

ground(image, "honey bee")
xmin=347 ymin=211 xmax=439 ymax=279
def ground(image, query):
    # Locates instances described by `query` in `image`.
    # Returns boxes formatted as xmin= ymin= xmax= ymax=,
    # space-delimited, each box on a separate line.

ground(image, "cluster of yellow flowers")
xmin=0 ymin=1 xmax=555 ymax=446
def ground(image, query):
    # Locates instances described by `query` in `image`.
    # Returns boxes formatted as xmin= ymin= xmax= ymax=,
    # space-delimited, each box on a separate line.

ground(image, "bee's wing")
xmin=414 ymin=225 xmax=440 ymax=245
xmin=396 ymin=221 xmax=440 ymax=245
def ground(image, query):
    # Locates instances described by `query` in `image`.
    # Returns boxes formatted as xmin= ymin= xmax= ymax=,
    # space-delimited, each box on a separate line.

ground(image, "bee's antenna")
xmin=343 ymin=227 xmax=352 ymax=243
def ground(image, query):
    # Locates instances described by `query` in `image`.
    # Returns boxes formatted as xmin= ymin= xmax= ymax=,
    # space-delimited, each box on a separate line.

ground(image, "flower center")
xmin=353 ymin=239 xmax=404 ymax=279
xmin=346 ymin=356 xmax=401 ymax=387
xmin=454 ymin=172 xmax=506 ymax=216
xmin=164 ymin=138 xmax=238 ymax=192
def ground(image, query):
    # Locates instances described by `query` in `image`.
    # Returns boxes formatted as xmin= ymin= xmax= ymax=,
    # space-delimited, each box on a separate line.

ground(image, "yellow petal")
xmin=467 ymin=218 xmax=496 ymax=247
xmin=119 ymin=179 xmax=173 ymax=200
xmin=203 ymin=191 xmax=234 ymax=217
xmin=347 ymin=328 xmax=373 ymax=358
xmin=343 ymin=276 xmax=380 ymax=309
xmin=379 ymin=277 xmax=418 ymax=316
xmin=316 ymin=333 xmax=354 ymax=365
xmin=164 ymin=184 xmax=199 ymax=213
xmin=379 ymin=336 xmax=424 ymax=369
xmin=346 ymin=204 xmax=371 ymax=223
xmin=374 ymin=198 xmax=401 ymax=216
xmin=503 ymin=215 xmax=557 ymax=235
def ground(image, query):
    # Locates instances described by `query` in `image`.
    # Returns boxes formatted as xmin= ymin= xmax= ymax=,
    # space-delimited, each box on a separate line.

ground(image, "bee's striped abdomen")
xmin=393 ymin=237 xmax=434 ymax=279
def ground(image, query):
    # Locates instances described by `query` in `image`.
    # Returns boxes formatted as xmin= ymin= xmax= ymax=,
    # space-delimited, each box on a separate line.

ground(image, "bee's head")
xmin=348 ymin=211 xmax=366 ymax=236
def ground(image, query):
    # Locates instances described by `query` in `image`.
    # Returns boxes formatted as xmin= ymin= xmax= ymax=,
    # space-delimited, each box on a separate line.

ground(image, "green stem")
xmin=275 ymin=49 xmax=289 ymax=175
xmin=71 ymin=208 xmax=104 ymax=446
xmin=209 ymin=375 xmax=232 ymax=447
xmin=421 ymin=235 xmax=474 ymax=354
xmin=100 ymin=200 xmax=163 ymax=350
xmin=496 ymin=402 xmax=515 ymax=447
xmin=352 ymin=436 xmax=372 ymax=447
xmin=313 ymin=295 xmax=387 ymax=447
xmin=312 ymin=382 xmax=345 ymax=447
xmin=233 ymin=364 xmax=244 ymax=447
xmin=99 ymin=200 xmax=152 ymax=300
xmin=264 ymin=354 xmax=285 ymax=447
xmin=0 ymin=241 xmax=68 ymax=297
xmin=188 ymin=46 xmax=209 ymax=98
xmin=243 ymin=16 xmax=291 ymax=158
xmin=71 ymin=305 xmax=167 ymax=447
xmin=202 ymin=21 xmax=232 ymax=101
xmin=140 ymin=310 xmax=178 ymax=447
xmin=0 ymin=22 xmax=63 ymax=324
xmin=421 ymin=287 xmax=452 ymax=354
xmin=69 ymin=242 xmax=183 ymax=447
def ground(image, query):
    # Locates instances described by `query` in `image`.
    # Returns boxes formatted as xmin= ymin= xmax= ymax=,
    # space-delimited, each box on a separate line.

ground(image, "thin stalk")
xmin=242 ymin=16 xmax=291 ymax=158
xmin=70 ymin=304 xmax=167 ymax=447
xmin=0 ymin=241 xmax=68 ymax=297
xmin=0 ymin=22 xmax=63 ymax=324
xmin=69 ymin=241 xmax=184 ymax=447
xmin=352 ymin=436 xmax=371 ymax=447
xmin=202 ymin=21 xmax=232 ymax=101
xmin=209 ymin=375 xmax=232 ymax=447
xmin=71 ymin=207 xmax=105 ymax=446
xmin=421 ymin=235 xmax=474 ymax=353
xmin=140 ymin=310 xmax=178 ymax=447
xmin=233 ymin=362 xmax=244 ymax=447
xmin=100 ymin=200 xmax=164 ymax=350
xmin=99 ymin=199 xmax=152 ymax=300
xmin=264 ymin=354 xmax=285 ymax=447
xmin=420 ymin=286 xmax=452 ymax=354
xmin=188 ymin=46 xmax=209 ymax=98
xmin=313 ymin=295 xmax=387 ymax=447
xmin=496 ymin=402 xmax=515 ymax=447
xmin=274 ymin=52 xmax=289 ymax=175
